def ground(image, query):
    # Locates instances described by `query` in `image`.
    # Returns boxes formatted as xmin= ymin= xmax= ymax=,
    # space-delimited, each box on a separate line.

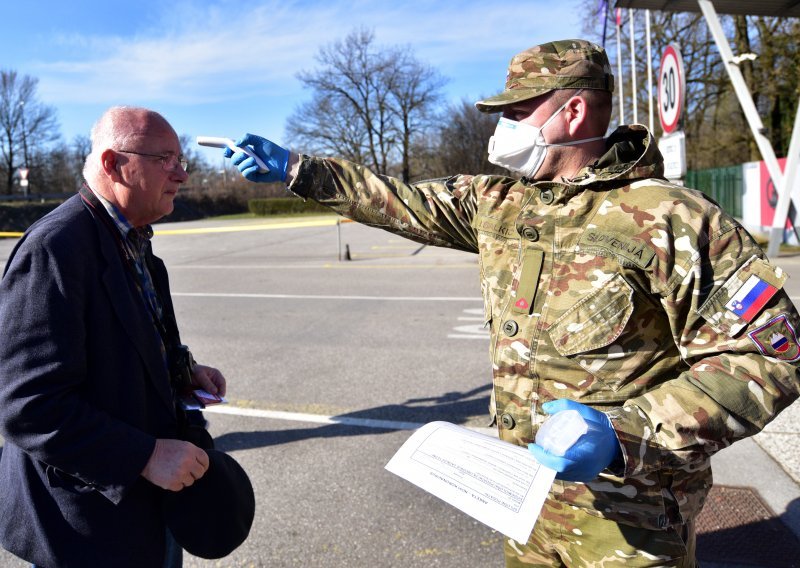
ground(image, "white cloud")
xmin=32 ymin=0 xmax=582 ymax=106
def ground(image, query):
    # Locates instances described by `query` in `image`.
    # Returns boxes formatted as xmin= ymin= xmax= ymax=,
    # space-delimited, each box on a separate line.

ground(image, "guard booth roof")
xmin=614 ymin=0 xmax=800 ymax=18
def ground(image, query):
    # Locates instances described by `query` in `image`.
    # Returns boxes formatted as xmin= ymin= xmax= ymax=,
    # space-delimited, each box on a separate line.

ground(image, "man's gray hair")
xmin=81 ymin=106 xmax=155 ymax=181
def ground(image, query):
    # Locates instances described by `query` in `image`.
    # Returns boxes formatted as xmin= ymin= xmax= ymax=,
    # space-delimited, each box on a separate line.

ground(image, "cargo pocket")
xmin=548 ymin=274 xmax=655 ymax=389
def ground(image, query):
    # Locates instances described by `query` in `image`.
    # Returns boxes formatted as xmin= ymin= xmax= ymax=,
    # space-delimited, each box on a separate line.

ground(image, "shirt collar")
xmin=88 ymin=186 xmax=153 ymax=242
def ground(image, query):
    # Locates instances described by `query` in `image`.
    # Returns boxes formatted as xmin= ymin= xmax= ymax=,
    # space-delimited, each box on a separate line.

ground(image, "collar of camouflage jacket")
xmin=568 ymin=124 xmax=665 ymax=188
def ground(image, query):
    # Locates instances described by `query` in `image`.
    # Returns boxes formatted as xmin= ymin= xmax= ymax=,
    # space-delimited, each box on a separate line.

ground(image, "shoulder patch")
xmin=748 ymin=314 xmax=800 ymax=362
xmin=725 ymin=274 xmax=779 ymax=323
xmin=579 ymin=229 xmax=655 ymax=269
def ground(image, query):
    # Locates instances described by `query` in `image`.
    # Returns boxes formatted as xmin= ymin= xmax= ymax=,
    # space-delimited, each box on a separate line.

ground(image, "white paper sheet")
xmin=385 ymin=421 xmax=556 ymax=544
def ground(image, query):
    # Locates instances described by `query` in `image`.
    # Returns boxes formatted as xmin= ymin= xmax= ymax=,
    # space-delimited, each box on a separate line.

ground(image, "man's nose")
xmin=172 ymin=167 xmax=189 ymax=182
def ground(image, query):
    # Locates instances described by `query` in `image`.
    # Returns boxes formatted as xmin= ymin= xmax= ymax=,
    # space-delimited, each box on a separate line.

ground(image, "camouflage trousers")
xmin=504 ymin=499 xmax=696 ymax=567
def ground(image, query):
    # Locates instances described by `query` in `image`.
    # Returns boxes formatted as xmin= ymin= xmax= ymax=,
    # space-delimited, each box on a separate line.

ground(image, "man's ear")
xmin=564 ymin=95 xmax=588 ymax=136
xmin=100 ymin=149 xmax=120 ymax=178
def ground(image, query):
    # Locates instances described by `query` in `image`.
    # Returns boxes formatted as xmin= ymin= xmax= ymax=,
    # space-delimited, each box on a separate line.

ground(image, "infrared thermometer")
xmin=196 ymin=136 xmax=269 ymax=173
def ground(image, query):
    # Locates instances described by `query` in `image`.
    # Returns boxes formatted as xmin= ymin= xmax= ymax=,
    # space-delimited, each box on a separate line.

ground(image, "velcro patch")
xmin=748 ymin=314 xmax=800 ymax=362
xmin=725 ymin=275 xmax=778 ymax=323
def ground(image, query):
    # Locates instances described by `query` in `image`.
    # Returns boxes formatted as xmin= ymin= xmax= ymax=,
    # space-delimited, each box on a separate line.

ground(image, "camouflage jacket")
xmin=288 ymin=124 xmax=800 ymax=530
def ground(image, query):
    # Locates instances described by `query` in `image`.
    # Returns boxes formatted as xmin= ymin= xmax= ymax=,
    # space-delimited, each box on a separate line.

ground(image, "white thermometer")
xmin=196 ymin=136 xmax=269 ymax=173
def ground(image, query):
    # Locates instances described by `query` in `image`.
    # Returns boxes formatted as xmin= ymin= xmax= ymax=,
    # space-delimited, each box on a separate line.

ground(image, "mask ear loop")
xmin=536 ymin=88 xmax=584 ymax=142
xmin=539 ymin=88 xmax=606 ymax=148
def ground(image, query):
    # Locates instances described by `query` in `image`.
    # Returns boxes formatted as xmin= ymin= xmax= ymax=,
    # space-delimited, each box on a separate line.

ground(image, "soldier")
xmin=224 ymin=39 xmax=800 ymax=567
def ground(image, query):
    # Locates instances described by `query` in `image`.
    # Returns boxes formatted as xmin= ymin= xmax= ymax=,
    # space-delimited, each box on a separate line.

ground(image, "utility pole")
xmin=19 ymin=100 xmax=30 ymax=197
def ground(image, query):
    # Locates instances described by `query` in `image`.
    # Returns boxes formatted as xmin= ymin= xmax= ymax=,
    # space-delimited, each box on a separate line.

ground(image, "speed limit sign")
xmin=658 ymin=44 xmax=685 ymax=134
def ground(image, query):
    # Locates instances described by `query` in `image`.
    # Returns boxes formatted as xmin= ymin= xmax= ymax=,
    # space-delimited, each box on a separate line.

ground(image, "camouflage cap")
xmin=475 ymin=39 xmax=614 ymax=113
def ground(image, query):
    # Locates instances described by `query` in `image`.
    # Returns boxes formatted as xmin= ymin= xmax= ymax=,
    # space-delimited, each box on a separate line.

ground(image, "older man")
xmin=225 ymin=39 xmax=800 ymax=567
xmin=0 ymin=106 xmax=226 ymax=567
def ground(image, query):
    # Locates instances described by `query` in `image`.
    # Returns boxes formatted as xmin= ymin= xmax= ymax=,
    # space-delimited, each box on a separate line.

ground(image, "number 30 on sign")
xmin=658 ymin=44 xmax=685 ymax=134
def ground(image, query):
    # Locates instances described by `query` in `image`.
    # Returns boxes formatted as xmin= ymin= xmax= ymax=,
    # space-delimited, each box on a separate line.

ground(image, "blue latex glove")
xmin=528 ymin=399 xmax=622 ymax=482
xmin=224 ymin=133 xmax=289 ymax=183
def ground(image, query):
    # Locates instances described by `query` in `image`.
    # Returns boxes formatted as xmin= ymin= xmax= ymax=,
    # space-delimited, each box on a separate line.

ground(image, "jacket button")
xmin=502 ymin=320 xmax=519 ymax=336
xmin=540 ymin=189 xmax=554 ymax=204
xmin=500 ymin=413 xmax=516 ymax=430
xmin=521 ymin=227 xmax=539 ymax=242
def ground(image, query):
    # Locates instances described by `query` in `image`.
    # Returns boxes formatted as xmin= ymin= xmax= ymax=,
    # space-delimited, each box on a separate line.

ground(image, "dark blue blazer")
xmin=0 ymin=193 xmax=180 ymax=567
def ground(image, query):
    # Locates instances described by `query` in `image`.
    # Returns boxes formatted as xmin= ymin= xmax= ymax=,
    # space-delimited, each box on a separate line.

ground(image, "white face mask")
xmin=487 ymin=92 xmax=604 ymax=178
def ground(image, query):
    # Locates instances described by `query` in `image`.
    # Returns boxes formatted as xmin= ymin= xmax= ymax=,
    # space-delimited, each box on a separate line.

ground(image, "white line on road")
xmin=172 ymin=263 xmax=477 ymax=270
xmin=203 ymin=405 xmax=424 ymax=430
xmin=173 ymin=292 xmax=482 ymax=302
xmin=202 ymin=405 xmax=497 ymax=435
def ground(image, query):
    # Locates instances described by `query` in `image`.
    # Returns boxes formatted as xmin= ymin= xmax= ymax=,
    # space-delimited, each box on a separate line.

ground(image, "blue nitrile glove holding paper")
xmin=528 ymin=399 xmax=622 ymax=483
xmin=203 ymin=133 xmax=290 ymax=183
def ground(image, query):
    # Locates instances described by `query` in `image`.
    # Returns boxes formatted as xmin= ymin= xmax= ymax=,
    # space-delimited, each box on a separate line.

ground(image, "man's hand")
xmin=528 ymin=399 xmax=622 ymax=482
xmin=191 ymin=364 xmax=226 ymax=397
xmin=141 ymin=439 xmax=209 ymax=491
xmin=225 ymin=133 xmax=290 ymax=183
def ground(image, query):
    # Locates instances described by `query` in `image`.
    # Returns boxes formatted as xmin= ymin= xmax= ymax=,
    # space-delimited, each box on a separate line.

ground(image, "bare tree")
xmin=413 ymin=99 xmax=507 ymax=180
xmin=71 ymin=134 xmax=91 ymax=184
xmin=286 ymin=94 xmax=369 ymax=162
xmin=286 ymin=28 xmax=446 ymax=182
xmin=0 ymin=70 xmax=60 ymax=194
xmin=385 ymin=49 xmax=447 ymax=182
xmin=37 ymin=142 xmax=77 ymax=195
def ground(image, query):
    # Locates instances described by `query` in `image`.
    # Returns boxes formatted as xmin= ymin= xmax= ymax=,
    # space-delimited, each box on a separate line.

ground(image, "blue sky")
xmin=2 ymin=0 xmax=589 ymax=166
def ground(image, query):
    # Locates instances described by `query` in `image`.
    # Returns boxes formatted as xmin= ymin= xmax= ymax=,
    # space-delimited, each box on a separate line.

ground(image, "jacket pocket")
xmin=46 ymin=465 xmax=96 ymax=494
xmin=549 ymin=273 xmax=633 ymax=355
xmin=548 ymin=274 xmax=658 ymax=390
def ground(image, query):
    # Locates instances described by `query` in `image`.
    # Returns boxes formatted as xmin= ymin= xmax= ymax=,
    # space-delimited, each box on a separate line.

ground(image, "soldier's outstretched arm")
xmin=224 ymin=133 xmax=480 ymax=253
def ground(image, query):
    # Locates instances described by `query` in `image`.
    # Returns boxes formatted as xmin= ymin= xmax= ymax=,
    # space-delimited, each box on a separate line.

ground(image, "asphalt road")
xmin=0 ymin=215 xmax=505 ymax=567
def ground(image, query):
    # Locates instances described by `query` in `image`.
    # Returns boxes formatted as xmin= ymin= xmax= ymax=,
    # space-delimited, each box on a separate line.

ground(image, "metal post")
xmin=19 ymin=100 xmax=29 ymax=197
xmin=646 ymin=10 xmax=654 ymax=132
xmin=769 ymin=103 xmax=800 ymax=255
xmin=629 ymin=8 xmax=638 ymax=124
xmin=615 ymin=8 xmax=625 ymax=125
xmin=337 ymin=218 xmax=342 ymax=261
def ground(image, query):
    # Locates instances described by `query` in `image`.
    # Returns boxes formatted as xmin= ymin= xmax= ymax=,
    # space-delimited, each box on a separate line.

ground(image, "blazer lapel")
xmin=89 ymin=206 xmax=176 ymax=414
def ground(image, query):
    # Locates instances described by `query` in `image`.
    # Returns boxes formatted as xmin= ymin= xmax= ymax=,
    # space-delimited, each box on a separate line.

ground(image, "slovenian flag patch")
xmin=725 ymin=274 xmax=778 ymax=322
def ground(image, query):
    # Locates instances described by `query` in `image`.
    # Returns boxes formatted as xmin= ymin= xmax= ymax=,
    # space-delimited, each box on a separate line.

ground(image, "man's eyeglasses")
xmin=117 ymin=150 xmax=189 ymax=173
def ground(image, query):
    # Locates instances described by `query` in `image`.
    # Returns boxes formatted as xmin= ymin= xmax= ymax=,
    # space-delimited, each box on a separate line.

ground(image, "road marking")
xmin=203 ymin=404 xmax=497 ymax=436
xmin=154 ymin=218 xmax=339 ymax=235
xmin=204 ymin=405 xmax=424 ymax=430
xmin=449 ymin=308 xmax=489 ymax=339
xmin=172 ymin=263 xmax=476 ymax=270
xmin=173 ymin=292 xmax=482 ymax=302
xmin=3 ymin=219 xmax=341 ymax=239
